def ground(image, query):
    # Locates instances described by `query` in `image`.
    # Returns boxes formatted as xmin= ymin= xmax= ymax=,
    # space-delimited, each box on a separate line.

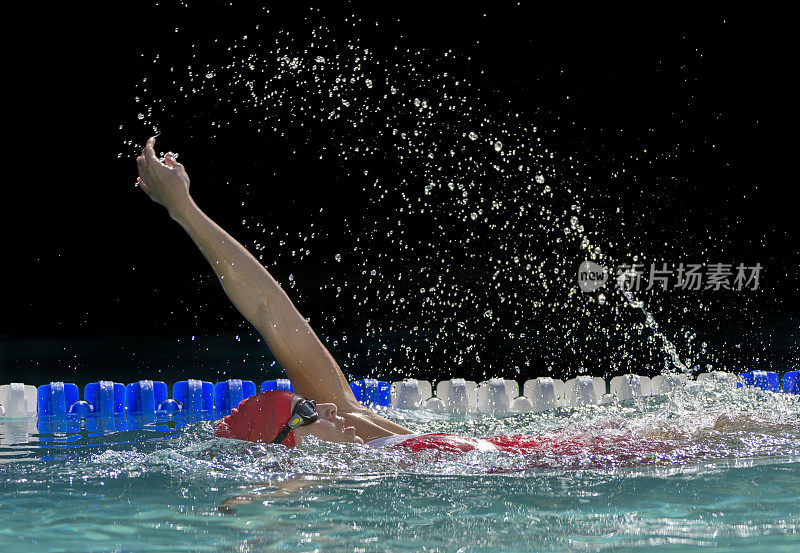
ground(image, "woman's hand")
xmin=136 ymin=136 xmax=192 ymax=217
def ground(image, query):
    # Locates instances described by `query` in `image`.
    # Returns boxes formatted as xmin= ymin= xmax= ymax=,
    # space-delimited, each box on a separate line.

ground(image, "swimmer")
xmin=136 ymin=137 xmax=761 ymax=456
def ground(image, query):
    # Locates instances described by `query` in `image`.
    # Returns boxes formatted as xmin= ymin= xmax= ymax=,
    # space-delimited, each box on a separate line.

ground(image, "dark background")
xmin=2 ymin=2 xmax=797 ymax=387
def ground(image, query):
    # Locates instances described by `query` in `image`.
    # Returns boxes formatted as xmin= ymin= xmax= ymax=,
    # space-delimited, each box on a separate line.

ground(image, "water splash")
xmin=124 ymin=9 xmax=761 ymax=380
xmin=616 ymin=271 xmax=690 ymax=373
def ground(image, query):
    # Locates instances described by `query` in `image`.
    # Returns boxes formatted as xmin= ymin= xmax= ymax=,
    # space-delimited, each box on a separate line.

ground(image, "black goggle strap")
xmin=272 ymin=400 xmax=318 ymax=445
xmin=272 ymin=414 xmax=304 ymax=445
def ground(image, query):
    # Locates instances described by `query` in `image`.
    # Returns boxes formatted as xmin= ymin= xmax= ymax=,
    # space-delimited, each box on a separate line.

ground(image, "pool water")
xmin=2 ymin=382 xmax=798 ymax=552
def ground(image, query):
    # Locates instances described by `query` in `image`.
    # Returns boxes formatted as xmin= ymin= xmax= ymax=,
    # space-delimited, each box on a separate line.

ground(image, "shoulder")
xmin=341 ymin=406 xmax=414 ymax=442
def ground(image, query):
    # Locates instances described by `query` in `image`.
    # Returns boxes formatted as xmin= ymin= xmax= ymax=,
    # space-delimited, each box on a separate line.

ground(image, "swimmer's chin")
xmin=345 ymin=426 xmax=364 ymax=444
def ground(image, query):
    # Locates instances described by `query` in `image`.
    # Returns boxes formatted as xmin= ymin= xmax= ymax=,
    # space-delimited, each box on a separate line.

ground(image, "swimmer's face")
xmin=290 ymin=395 xmax=364 ymax=445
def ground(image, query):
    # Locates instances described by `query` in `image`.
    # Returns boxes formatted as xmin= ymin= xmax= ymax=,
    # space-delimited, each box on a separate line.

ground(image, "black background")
xmin=2 ymin=2 xmax=797 ymax=387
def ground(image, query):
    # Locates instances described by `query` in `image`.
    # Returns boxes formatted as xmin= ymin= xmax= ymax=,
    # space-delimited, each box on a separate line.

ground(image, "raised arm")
xmin=135 ymin=137 xmax=357 ymax=408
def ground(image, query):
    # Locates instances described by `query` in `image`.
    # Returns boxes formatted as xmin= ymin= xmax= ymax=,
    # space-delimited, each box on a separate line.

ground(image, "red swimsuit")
xmin=387 ymin=432 xmax=677 ymax=469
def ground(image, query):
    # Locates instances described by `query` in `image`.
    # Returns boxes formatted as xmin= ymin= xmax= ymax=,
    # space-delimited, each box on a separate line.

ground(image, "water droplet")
xmin=493 ymin=141 xmax=503 ymax=152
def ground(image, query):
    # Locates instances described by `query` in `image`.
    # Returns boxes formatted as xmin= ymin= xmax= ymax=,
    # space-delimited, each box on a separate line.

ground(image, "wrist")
xmin=168 ymin=195 xmax=198 ymax=223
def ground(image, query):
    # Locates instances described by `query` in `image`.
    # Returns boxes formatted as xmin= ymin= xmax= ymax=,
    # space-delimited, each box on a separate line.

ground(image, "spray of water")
xmin=124 ymin=12 xmax=744 ymax=381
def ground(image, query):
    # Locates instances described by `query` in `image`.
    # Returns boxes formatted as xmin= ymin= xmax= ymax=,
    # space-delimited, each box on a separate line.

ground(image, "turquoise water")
xmin=2 ymin=382 xmax=798 ymax=552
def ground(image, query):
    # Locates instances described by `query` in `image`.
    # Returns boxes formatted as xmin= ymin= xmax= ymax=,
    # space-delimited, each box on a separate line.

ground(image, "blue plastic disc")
xmin=69 ymin=400 xmax=95 ymax=416
xmin=158 ymin=398 xmax=182 ymax=413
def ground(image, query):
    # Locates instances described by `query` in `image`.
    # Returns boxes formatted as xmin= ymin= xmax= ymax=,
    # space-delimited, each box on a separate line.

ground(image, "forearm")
xmin=170 ymin=198 xmax=277 ymax=327
xmin=168 ymin=199 xmax=357 ymax=406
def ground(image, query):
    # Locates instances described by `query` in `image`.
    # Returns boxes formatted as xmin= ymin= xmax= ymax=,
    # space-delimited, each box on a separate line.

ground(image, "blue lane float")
xmin=172 ymin=379 xmax=214 ymax=412
xmin=783 ymin=371 xmax=799 ymax=395
xmin=214 ymin=379 xmax=257 ymax=414
xmin=126 ymin=380 xmax=169 ymax=413
xmin=350 ymin=379 xmax=391 ymax=407
xmin=37 ymin=382 xmax=80 ymax=416
xmin=738 ymin=371 xmax=780 ymax=392
xmin=84 ymin=414 xmax=128 ymax=433
xmin=261 ymin=378 xmax=293 ymax=393
xmin=84 ymin=381 xmax=126 ymax=415
xmin=37 ymin=416 xmax=82 ymax=436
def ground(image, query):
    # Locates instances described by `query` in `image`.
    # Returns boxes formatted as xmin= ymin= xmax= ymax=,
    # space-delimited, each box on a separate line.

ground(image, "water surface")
xmin=2 ymin=382 xmax=798 ymax=552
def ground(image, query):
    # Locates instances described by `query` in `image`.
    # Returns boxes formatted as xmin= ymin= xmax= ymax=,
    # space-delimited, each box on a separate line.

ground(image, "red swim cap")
xmin=215 ymin=390 xmax=297 ymax=447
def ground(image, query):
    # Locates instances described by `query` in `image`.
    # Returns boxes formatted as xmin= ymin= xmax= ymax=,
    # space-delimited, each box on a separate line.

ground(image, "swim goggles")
xmin=273 ymin=398 xmax=318 ymax=444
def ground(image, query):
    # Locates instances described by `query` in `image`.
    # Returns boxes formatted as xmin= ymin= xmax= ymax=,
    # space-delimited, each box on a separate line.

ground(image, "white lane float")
xmin=0 ymin=383 xmax=38 ymax=418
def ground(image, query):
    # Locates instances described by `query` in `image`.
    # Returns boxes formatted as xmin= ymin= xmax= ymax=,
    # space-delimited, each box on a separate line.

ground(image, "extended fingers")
xmin=136 ymin=155 xmax=149 ymax=180
xmin=136 ymin=153 xmax=155 ymax=181
xmin=141 ymin=136 xmax=167 ymax=172
xmin=144 ymin=136 xmax=157 ymax=161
